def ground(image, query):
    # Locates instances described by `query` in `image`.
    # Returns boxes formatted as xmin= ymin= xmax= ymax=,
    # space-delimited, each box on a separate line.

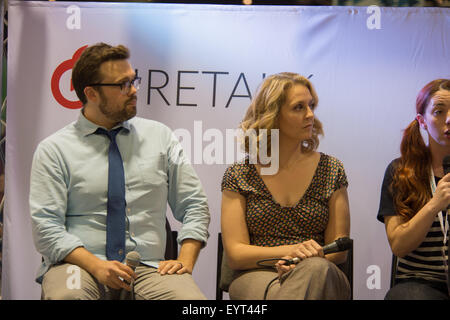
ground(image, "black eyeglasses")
xmin=87 ymin=76 xmax=141 ymax=95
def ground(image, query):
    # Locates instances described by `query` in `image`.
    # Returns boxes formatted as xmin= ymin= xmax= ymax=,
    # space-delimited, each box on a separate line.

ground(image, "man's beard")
xmin=98 ymin=90 xmax=137 ymax=124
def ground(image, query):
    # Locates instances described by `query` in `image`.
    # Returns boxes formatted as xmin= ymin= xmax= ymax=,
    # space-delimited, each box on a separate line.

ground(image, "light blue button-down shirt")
xmin=30 ymin=112 xmax=210 ymax=283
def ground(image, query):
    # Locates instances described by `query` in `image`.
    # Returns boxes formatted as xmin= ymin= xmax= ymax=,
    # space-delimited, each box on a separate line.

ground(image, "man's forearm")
xmin=178 ymin=239 xmax=203 ymax=271
xmin=63 ymin=246 xmax=103 ymax=276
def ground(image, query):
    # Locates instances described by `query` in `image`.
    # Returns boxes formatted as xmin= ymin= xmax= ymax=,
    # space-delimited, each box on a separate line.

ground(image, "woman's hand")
xmin=275 ymin=239 xmax=324 ymax=276
xmin=290 ymin=239 xmax=324 ymax=260
xmin=429 ymin=173 xmax=450 ymax=212
xmin=385 ymin=173 xmax=450 ymax=257
xmin=275 ymin=255 xmax=296 ymax=277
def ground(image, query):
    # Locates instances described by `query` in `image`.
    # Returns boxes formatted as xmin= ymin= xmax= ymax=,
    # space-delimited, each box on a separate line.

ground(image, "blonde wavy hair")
xmin=240 ymin=72 xmax=323 ymax=157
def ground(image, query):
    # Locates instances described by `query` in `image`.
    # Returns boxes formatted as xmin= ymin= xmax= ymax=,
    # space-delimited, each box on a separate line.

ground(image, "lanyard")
xmin=429 ymin=167 xmax=449 ymax=295
xmin=429 ymin=168 xmax=449 ymax=246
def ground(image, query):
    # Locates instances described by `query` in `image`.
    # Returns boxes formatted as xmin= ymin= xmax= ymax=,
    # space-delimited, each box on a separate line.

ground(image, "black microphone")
xmin=322 ymin=237 xmax=353 ymax=255
xmin=256 ymin=237 xmax=353 ymax=267
xmin=443 ymin=155 xmax=450 ymax=176
xmin=120 ymin=251 xmax=141 ymax=300
xmin=288 ymin=237 xmax=352 ymax=265
xmin=442 ymin=155 xmax=450 ymax=210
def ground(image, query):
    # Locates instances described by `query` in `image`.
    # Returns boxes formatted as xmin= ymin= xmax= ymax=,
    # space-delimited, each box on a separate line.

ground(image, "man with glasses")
xmin=30 ymin=43 xmax=210 ymax=300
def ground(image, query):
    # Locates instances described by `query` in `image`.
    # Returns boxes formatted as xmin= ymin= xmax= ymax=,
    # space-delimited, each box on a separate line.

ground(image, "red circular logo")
xmin=51 ymin=45 xmax=88 ymax=109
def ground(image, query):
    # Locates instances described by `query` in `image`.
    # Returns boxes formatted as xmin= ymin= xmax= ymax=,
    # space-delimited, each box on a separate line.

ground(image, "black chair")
xmin=164 ymin=218 xmax=178 ymax=260
xmin=216 ymin=233 xmax=227 ymax=300
xmin=216 ymin=232 xmax=354 ymax=300
xmin=337 ymin=239 xmax=354 ymax=299
xmin=390 ymin=255 xmax=398 ymax=288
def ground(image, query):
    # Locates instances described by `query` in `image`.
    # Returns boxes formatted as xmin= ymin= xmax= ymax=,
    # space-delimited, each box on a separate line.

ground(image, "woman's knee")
xmin=292 ymin=257 xmax=332 ymax=276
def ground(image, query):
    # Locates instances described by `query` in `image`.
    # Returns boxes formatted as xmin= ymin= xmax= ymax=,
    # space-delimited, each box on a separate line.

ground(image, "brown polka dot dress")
xmin=221 ymin=152 xmax=348 ymax=247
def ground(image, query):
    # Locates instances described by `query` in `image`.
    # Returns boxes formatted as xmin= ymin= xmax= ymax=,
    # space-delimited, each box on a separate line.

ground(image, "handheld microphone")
xmin=125 ymin=251 xmax=141 ymax=271
xmin=288 ymin=237 xmax=352 ymax=264
xmin=442 ymin=155 xmax=450 ymax=209
xmin=322 ymin=237 xmax=353 ymax=255
xmin=443 ymin=155 xmax=450 ymax=176
xmin=120 ymin=251 xmax=141 ymax=300
xmin=257 ymin=237 xmax=353 ymax=267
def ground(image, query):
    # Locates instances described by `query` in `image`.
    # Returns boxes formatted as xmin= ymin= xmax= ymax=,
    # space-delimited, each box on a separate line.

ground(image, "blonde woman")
xmin=221 ymin=72 xmax=351 ymax=300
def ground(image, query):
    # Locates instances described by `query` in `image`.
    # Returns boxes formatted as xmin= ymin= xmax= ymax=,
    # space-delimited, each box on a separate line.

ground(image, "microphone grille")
xmin=126 ymin=251 xmax=141 ymax=268
xmin=443 ymin=155 xmax=450 ymax=175
xmin=336 ymin=237 xmax=353 ymax=251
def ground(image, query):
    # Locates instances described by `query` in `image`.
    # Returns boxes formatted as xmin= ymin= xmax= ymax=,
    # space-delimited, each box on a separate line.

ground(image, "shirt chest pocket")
xmin=128 ymin=154 xmax=168 ymax=189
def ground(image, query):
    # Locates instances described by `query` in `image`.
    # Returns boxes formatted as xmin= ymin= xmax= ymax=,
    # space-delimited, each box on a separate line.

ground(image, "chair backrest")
xmin=216 ymin=232 xmax=225 ymax=300
xmin=216 ymin=233 xmax=239 ymax=300
xmin=216 ymin=233 xmax=354 ymax=300
xmin=164 ymin=218 xmax=178 ymax=260
xmin=336 ymin=239 xmax=353 ymax=300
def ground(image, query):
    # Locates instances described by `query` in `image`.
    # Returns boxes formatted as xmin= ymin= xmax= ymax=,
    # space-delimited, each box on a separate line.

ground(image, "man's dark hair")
xmin=72 ymin=43 xmax=130 ymax=105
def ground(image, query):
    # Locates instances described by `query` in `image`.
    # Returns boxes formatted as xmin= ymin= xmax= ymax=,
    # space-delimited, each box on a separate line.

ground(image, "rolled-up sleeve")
xmin=166 ymin=132 xmax=210 ymax=247
xmin=29 ymin=142 xmax=84 ymax=265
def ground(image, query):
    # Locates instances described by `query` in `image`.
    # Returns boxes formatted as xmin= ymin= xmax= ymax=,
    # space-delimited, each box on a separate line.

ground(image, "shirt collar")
xmin=75 ymin=110 xmax=131 ymax=136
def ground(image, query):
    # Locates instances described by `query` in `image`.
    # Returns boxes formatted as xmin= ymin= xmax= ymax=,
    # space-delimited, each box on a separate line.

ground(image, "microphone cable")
xmin=256 ymin=258 xmax=299 ymax=300
xmin=263 ymin=276 xmax=279 ymax=300
xmin=257 ymin=257 xmax=300 ymax=268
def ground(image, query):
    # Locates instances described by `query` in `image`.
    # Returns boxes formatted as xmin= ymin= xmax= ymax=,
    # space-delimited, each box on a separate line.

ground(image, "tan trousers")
xmin=41 ymin=263 xmax=206 ymax=300
xmin=229 ymin=257 xmax=351 ymax=300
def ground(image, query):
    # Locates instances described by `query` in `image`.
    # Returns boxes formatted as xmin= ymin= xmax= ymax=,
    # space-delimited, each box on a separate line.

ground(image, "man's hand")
xmin=157 ymin=238 xmax=202 ymax=275
xmin=92 ymin=260 xmax=137 ymax=290
xmin=64 ymin=247 xmax=136 ymax=291
xmin=157 ymin=259 xmax=191 ymax=275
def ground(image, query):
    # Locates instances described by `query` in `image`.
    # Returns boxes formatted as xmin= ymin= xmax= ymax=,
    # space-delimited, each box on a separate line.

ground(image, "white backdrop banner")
xmin=4 ymin=1 xmax=450 ymax=299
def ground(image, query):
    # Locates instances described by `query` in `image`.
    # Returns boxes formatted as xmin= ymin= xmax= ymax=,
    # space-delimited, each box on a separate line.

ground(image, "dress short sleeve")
xmin=221 ymin=165 xmax=241 ymax=193
xmin=221 ymin=161 xmax=258 ymax=197
xmin=335 ymin=159 xmax=349 ymax=191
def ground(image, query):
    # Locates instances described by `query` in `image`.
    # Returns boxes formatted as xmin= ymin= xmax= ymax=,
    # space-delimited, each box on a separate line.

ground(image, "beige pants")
xmin=41 ymin=263 xmax=206 ymax=300
xmin=229 ymin=257 xmax=351 ymax=300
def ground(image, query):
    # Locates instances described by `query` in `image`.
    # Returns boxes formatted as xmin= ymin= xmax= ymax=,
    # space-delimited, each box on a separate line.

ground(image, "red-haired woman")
xmin=378 ymin=79 xmax=450 ymax=299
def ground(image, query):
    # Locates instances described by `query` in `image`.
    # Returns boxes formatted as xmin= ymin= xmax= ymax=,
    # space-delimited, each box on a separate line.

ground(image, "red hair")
xmin=392 ymin=79 xmax=450 ymax=221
